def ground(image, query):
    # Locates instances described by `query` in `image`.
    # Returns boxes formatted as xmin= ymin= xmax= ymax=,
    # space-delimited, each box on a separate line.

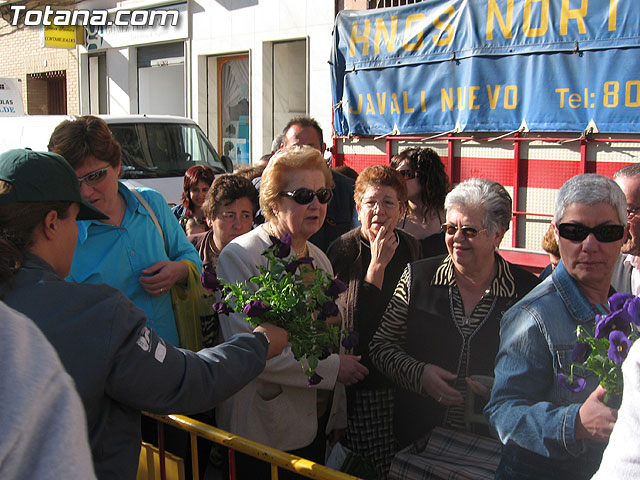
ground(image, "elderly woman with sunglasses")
xmin=369 ymin=178 xmax=538 ymax=448
xmin=215 ymin=145 xmax=368 ymax=479
xmin=47 ymin=116 xmax=202 ymax=346
xmin=485 ymin=174 xmax=627 ymax=480
xmin=391 ymin=147 xmax=450 ymax=258
xmin=327 ymin=165 xmax=422 ymax=478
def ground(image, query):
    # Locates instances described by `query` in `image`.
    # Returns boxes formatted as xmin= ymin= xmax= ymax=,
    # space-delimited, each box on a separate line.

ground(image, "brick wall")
xmin=0 ymin=19 xmax=80 ymax=114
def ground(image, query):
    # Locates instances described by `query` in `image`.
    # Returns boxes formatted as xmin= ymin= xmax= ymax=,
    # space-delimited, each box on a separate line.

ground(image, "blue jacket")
xmin=485 ymin=261 xmax=606 ymax=478
xmin=69 ymin=184 xmax=202 ymax=344
xmin=1 ymin=254 xmax=268 ymax=480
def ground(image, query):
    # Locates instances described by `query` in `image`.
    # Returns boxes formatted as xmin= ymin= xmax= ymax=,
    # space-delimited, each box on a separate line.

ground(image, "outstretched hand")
xmin=253 ymin=323 xmax=290 ymax=359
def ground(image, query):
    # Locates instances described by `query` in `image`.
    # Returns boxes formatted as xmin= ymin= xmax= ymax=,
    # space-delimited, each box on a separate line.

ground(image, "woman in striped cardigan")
xmin=369 ymin=178 xmax=539 ymax=447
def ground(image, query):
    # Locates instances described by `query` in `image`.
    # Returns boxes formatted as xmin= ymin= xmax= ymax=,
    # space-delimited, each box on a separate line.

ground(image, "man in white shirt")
xmin=612 ymin=164 xmax=640 ymax=294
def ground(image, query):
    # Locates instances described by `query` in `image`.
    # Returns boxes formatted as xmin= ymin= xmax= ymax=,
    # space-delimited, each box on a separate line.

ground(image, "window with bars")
xmin=26 ymin=70 xmax=66 ymax=115
xmin=368 ymin=0 xmax=424 ymax=8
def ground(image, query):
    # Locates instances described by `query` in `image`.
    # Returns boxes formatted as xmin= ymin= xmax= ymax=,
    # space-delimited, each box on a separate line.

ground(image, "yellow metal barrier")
xmin=143 ymin=412 xmax=363 ymax=480
xmin=137 ymin=442 xmax=185 ymax=480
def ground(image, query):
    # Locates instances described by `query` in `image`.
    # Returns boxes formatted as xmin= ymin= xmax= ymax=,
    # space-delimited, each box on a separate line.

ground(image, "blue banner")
xmin=332 ymin=0 xmax=640 ymax=135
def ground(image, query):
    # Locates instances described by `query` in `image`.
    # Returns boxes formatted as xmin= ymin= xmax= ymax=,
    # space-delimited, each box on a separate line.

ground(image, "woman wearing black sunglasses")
xmin=391 ymin=147 xmax=450 ymax=258
xmin=486 ymin=174 xmax=627 ymax=480
xmin=215 ymin=145 xmax=368 ymax=479
xmin=369 ymin=178 xmax=539 ymax=449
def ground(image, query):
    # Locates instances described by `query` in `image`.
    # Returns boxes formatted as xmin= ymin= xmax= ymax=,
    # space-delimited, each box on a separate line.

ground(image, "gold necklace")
xmin=296 ymin=243 xmax=310 ymax=257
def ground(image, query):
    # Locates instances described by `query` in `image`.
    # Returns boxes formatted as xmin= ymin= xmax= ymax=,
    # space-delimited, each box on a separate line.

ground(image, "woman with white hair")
xmin=369 ymin=178 xmax=539 ymax=447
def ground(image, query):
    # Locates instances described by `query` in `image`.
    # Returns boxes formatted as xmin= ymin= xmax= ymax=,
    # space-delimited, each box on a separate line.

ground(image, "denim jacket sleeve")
xmin=485 ymin=304 xmax=585 ymax=459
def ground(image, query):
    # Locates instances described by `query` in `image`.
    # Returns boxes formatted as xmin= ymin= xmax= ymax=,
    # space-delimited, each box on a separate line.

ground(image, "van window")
xmin=108 ymin=122 xmax=226 ymax=178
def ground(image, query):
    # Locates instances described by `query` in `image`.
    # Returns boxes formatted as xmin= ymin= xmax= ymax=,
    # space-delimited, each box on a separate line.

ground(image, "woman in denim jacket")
xmin=485 ymin=174 xmax=626 ymax=480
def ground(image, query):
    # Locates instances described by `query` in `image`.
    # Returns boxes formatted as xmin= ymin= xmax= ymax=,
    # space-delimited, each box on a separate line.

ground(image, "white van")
xmin=0 ymin=114 xmax=232 ymax=204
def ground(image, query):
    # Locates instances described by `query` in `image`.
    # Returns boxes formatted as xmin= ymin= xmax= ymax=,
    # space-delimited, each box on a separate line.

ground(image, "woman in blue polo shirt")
xmin=48 ymin=115 xmax=202 ymax=346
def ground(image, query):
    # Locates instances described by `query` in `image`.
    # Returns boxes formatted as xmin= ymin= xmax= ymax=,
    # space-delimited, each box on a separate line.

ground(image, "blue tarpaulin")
xmin=331 ymin=0 xmax=640 ymax=135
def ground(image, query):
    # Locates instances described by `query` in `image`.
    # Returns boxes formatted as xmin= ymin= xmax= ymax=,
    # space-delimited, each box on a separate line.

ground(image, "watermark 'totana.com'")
xmin=9 ymin=5 xmax=179 ymax=27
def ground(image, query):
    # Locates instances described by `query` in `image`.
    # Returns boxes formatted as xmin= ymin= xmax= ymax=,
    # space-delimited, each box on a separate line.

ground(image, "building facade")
xmin=2 ymin=0 xmax=370 ymax=165
xmin=0 ymin=14 xmax=80 ymax=115
xmin=78 ymin=0 xmax=365 ymax=165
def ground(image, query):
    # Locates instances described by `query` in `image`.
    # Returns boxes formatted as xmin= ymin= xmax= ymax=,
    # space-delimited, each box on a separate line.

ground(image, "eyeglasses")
xmin=441 ymin=223 xmax=488 ymax=238
xmin=627 ymin=206 xmax=640 ymax=219
xmin=557 ymin=223 xmax=625 ymax=243
xmin=397 ymin=169 xmax=416 ymax=180
xmin=279 ymin=188 xmax=333 ymax=205
xmin=77 ymin=166 xmax=110 ymax=187
xmin=361 ymin=198 xmax=399 ymax=210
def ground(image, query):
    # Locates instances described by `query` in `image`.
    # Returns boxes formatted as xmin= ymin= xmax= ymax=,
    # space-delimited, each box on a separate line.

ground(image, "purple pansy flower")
xmin=595 ymin=310 xmax=632 ymax=339
xmin=342 ymin=331 xmax=360 ymax=349
xmin=608 ymin=330 xmax=632 ymax=364
xmin=213 ymin=302 xmax=232 ymax=315
xmin=609 ymin=292 xmax=634 ymax=311
xmin=269 ymin=233 xmax=292 ymax=258
xmin=201 ymin=270 xmax=222 ymax=292
xmin=558 ymin=372 xmax=587 ymax=393
xmin=623 ymin=295 xmax=640 ymax=326
xmin=601 ymin=292 xmax=640 ymax=327
xmin=318 ymin=348 xmax=331 ymax=360
xmin=319 ymin=300 xmax=339 ymax=319
xmin=326 ymin=278 xmax=347 ymax=299
xmin=285 ymin=256 xmax=314 ymax=274
xmin=307 ymin=372 xmax=323 ymax=387
xmin=243 ymin=300 xmax=271 ymax=318
xmin=571 ymin=342 xmax=592 ymax=364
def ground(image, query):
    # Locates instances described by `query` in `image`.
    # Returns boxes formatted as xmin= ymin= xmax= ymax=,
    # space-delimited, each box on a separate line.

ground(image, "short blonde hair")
xmin=260 ymin=145 xmax=334 ymax=222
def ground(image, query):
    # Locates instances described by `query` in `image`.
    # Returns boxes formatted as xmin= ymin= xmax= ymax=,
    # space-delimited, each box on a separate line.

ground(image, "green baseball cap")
xmin=0 ymin=149 xmax=109 ymax=221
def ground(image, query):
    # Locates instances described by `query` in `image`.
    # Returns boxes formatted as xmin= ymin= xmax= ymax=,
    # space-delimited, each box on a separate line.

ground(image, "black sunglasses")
xmin=397 ymin=169 xmax=417 ymax=180
xmin=279 ymin=188 xmax=333 ymax=205
xmin=557 ymin=223 xmax=625 ymax=243
xmin=441 ymin=223 xmax=488 ymax=238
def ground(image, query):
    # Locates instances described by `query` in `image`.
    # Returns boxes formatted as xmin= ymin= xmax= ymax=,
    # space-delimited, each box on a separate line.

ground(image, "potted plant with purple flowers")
xmin=559 ymin=292 xmax=640 ymax=407
xmin=201 ymin=233 xmax=347 ymax=384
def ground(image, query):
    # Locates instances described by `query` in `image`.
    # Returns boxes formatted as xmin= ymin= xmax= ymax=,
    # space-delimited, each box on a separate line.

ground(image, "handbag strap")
xmin=128 ymin=186 xmax=165 ymax=243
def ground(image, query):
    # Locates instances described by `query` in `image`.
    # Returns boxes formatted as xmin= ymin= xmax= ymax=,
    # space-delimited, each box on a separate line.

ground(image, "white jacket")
xmin=216 ymin=225 xmax=347 ymax=451
xmin=592 ymin=340 xmax=640 ymax=480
